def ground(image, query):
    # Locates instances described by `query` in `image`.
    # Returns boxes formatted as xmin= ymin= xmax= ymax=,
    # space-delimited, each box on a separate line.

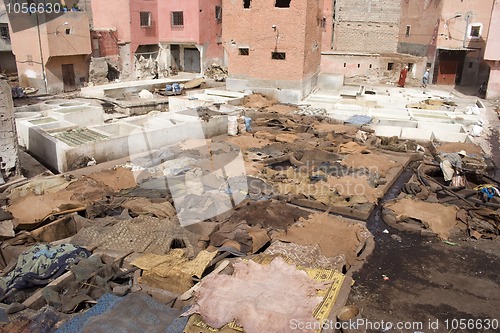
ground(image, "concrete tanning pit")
xmin=22 ymin=107 xmax=229 ymax=173
xmin=303 ymin=86 xmax=483 ymax=143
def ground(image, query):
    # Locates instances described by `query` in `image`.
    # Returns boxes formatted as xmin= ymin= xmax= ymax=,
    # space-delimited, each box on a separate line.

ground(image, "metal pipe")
xmin=463 ymin=13 xmax=470 ymax=48
xmin=35 ymin=12 xmax=48 ymax=94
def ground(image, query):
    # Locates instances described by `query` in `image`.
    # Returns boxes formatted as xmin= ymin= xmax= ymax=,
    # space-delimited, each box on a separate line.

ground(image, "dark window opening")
xmin=468 ymin=62 xmax=473 ymax=68
xmin=215 ymin=6 xmax=222 ymax=21
xmin=275 ymin=0 xmax=291 ymax=8
xmin=369 ymin=64 xmax=372 ymax=69
xmin=470 ymin=25 xmax=480 ymax=37
xmin=387 ymin=63 xmax=394 ymax=70
xmin=244 ymin=0 xmax=251 ymax=9
xmin=321 ymin=17 xmax=326 ymax=29
xmin=140 ymin=12 xmax=151 ymax=27
xmin=357 ymin=64 xmax=360 ymax=68
xmin=343 ymin=63 xmax=346 ymax=67
xmin=171 ymin=11 xmax=184 ymax=27
xmin=272 ymin=52 xmax=286 ymax=60
xmin=239 ymin=48 xmax=249 ymax=55
xmin=405 ymin=25 xmax=411 ymax=37
xmin=65 ymin=28 xmax=71 ymax=35
xmin=0 ymin=25 xmax=9 ymax=40
xmin=408 ymin=63 xmax=414 ymax=71
xmin=426 ymin=62 xmax=432 ymax=68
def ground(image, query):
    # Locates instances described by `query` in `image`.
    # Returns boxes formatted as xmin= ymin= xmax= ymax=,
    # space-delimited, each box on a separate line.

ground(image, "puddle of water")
xmin=366 ymin=166 xmax=415 ymax=235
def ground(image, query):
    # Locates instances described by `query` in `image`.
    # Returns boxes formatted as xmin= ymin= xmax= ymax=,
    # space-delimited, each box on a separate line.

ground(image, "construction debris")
xmin=204 ymin=64 xmax=228 ymax=82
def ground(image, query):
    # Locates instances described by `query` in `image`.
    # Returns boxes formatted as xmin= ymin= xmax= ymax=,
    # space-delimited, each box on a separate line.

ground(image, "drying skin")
xmin=183 ymin=257 xmax=328 ymax=333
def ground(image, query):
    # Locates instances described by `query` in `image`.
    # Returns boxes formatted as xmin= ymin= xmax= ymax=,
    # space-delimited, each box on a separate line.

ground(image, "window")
xmin=215 ymin=6 xmax=222 ymax=22
xmin=369 ymin=64 xmax=372 ymax=69
xmin=140 ymin=12 xmax=151 ymax=27
xmin=405 ymin=25 xmax=411 ymax=37
xmin=244 ymin=0 xmax=251 ymax=9
xmin=357 ymin=64 xmax=360 ymax=68
xmin=321 ymin=17 xmax=326 ymax=29
xmin=275 ymin=0 xmax=291 ymax=8
xmin=468 ymin=62 xmax=473 ymax=68
xmin=343 ymin=63 xmax=346 ymax=67
xmin=65 ymin=28 xmax=72 ymax=35
xmin=0 ymin=25 xmax=9 ymax=39
xmin=387 ymin=63 xmax=394 ymax=70
xmin=272 ymin=52 xmax=286 ymax=60
xmin=171 ymin=11 xmax=184 ymax=27
xmin=408 ymin=63 xmax=414 ymax=71
xmin=469 ymin=24 xmax=481 ymax=37
xmin=239 ymin=48 xmax=249 ymax=55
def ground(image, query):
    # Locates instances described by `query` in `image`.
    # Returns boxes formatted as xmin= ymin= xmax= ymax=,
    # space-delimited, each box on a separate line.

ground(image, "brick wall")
xmin=0 ymin=81 xmax=19 ymax=180
xmin=333 ymin=0 xmax=401 ymax=53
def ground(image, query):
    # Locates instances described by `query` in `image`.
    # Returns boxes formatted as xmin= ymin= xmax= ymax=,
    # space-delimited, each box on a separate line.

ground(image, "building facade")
xmin=9 ymin=8 xmax=92 ymax=94
xmin=91 ymin=0 xmax=223 ymax=80
xmin=484 ymin=0 xmax=500 ymax=99
xmin=222 ymin=0 xmax=323 ymax=103
xmin=398 ymin=0 xmax=494 ymax=86
xmin=0 ymin=2 xmax=16 ymax=73
xmin=322 ymin=0 xmax=401 ymax=53
xmin=319 ymin=0 xmax=427 ymax=84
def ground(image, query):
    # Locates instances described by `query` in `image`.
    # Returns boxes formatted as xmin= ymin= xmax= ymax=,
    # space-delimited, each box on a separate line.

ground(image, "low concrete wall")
xmin=226 ymin=72 xmax=319 ymax=104
xmin=317 ymin=74 xmax=345 ymax=91
xmin=26 ymin=111 xmax=229 ymax=173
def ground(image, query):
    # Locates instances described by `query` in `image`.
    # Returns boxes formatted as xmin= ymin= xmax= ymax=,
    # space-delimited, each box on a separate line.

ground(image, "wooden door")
xmin=437 ymin=60 xmax=458 ymax=85
xmin=61 ymin=64 xmax=76 ymax=91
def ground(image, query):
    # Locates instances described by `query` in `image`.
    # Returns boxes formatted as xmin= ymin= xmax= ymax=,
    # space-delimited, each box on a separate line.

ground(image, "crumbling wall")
xmin=89 ymin=57 xmax=122 ymax=86
xmin=333 ymin=0 xmax=401 ymax=53
xmin=0 ymin=80 xmax=19 ymax=181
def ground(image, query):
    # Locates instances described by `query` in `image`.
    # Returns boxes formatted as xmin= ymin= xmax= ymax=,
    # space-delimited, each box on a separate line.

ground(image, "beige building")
xmin=222 ymin=0 xmax=323 ymax=103
xmin=398 ymin=0 xmax=494 ymax=86
xmin=9 ymin=10 xmax=91 ymax=94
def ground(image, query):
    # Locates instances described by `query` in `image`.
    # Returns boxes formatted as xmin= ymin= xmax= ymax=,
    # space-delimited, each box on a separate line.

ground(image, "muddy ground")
xmin=348 ymin=166 xmax=500 ymax=333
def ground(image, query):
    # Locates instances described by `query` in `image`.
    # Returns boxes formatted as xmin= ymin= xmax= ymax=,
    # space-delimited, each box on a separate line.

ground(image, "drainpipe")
xmin=463 ymin=13 xmax=470 ymax=48
xmin=35 ymin=12 xmax=48 ymax=94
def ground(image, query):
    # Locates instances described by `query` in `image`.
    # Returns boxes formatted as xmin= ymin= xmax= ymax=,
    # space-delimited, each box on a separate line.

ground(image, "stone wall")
xmin=333 ymin=0 xmax=401 ymax=53
xmin=0 ymin=80 xmax=19 ymax=181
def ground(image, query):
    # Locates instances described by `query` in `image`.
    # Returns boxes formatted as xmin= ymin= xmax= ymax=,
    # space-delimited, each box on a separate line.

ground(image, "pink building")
xmin=91 ymin=0 xmax=223 ymax=78
xmin=158 ymin=0 xmax=223 ymax=72
xmin=9 ymin=10 xmax=91 ymax=94
xmin=222 ymin=0 xmax=323 ymax=103
xmin=485 ymin=0 xmax=500 ymax=99
xmin=399 ymin=0 xmax=494 ymax=86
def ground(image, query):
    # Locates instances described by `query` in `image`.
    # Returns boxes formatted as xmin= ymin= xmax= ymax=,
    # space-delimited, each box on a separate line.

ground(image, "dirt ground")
xmin=349 ymin=225 xmax=500 ymax=333
xmin=346 ymin=93 xmax=500 ymax=332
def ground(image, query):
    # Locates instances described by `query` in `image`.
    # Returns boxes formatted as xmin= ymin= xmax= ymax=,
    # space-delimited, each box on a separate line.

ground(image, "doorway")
xmin=183 ymin=48 xmax=201 ymax=73
xmin=437 ymin=60 xmax=458 ymax=85
xmin=61 ymin=64 xmax=76 ymax=91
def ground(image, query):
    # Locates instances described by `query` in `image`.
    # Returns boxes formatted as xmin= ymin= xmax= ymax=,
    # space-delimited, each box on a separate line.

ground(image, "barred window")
xmin=0 ymin=25 xmax=9 ymax=39
xmin=239 ymin=48 xmax=249 ymax=56
xmin=215 ymin=6 xmax=222 ymax=22
xmin=272 ymin=52 xmax=286 ymax=60
xmin=172 ymin=11 xmax=184 ymax=27
xmin=140 ymin=12 xmax=151 ymax=27
xmin=469 ymin=25 xmax=481 ymax=37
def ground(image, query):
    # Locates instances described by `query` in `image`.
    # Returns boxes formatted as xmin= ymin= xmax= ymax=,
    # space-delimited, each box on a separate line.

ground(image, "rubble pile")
xmin=204 ymin=64 xmax=228 ymax=82
xmin=0 ymin=98 xmax=498 ymax=332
